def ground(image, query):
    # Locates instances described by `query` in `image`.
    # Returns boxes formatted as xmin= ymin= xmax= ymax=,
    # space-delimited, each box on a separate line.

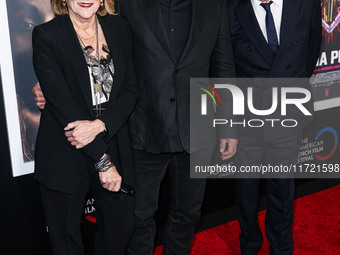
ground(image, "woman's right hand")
xmin=99 ymin=165 xmax=122 ymax=192
xmin=32 ymin=82 xmax=46 ymax=110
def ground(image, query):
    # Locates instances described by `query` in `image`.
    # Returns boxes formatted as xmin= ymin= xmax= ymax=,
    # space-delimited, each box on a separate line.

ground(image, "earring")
xmin=63 ymin=1 xmax=66 ymax=6
xmin=100 ymin=1 xmax=103 ymax=6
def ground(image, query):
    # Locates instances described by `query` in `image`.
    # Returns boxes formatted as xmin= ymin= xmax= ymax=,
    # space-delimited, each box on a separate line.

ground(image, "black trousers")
xmin=40 ymin=167 xmax=134 ymax=255
xmin=126 ymin=150 xmax=206 ymax=255
xmin=235 ymin=132 xmax=302 ymax=255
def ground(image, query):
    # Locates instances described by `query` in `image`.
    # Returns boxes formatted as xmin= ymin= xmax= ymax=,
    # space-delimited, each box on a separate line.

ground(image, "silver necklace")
xmin=77 ymin=16 xmax=102 ymax=116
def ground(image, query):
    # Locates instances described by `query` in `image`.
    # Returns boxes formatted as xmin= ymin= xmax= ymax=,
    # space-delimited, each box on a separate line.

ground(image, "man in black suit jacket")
xmin=228 ymin=0 xmax=322 ymax=254
xmin=118 ymin=0 xmax=237 ymax=254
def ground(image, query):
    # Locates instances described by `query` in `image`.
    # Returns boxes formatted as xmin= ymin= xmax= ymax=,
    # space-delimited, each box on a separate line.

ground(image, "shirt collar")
xmin=251 ymin=0 xmax=283 ymax=8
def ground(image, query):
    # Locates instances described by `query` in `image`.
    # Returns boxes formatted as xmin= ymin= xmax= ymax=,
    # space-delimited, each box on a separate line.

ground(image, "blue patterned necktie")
xmin=260 ymin=1 xmax=279 ymax=54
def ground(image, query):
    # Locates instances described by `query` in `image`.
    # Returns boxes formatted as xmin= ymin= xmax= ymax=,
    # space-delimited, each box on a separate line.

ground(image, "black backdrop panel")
xmin=0 ymin=71 xmax=51 ymax=254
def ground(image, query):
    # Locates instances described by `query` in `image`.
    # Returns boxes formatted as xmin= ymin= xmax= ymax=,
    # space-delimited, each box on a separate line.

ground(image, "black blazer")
xmin=228 ymin=0 xmax=322 ymax=140
xmin=118 ymin=0 xmax=236 ymax=153
xmin=32 ymin=15 xmax=139 ymax=194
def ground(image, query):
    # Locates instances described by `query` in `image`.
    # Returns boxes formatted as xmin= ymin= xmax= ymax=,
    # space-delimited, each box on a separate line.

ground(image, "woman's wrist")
xmin=95 ymin=153 xmax=114 ymax=172
xmin=93 ymin=119 xmax=106 ymax=134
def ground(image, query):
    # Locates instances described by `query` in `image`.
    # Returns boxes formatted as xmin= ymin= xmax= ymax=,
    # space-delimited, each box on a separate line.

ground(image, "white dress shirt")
xmin=250 ymin=0 xmax=283 ymax=44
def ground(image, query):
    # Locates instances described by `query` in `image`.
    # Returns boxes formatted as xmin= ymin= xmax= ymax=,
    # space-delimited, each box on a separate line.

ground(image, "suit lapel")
xmin=137 ymin=0 xmax=176 ymax=63
xmin=56 ymin=15 xmax=94 ymax=117
xmin=278 ymin=0 xmax=298 ymax=50
xmin=270 ymin=0 xmax=298 ymax=71
xmin=97 ymin=15 xmax=121 ymax=100
xmin=177 ymin=0 xmax=207 ymax=65
xmin=236 ymin=0 xmax=274 ymax=64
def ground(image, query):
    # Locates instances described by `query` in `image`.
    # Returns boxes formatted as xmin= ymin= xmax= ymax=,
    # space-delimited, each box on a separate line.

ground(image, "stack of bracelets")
xmin=94 ymin=154 xmax=114 ymax=172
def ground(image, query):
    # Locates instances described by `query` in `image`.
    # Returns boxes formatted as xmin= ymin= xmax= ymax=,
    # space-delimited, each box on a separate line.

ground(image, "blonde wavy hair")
xmin=50 ymin=0 xmax=116 ymax=16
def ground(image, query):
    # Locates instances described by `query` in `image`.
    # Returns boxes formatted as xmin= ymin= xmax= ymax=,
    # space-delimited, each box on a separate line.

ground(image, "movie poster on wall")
xmin=0 ymin=0 xmax=54 ymax=176
xmin=312 ymin=0 xmax=340 ymax=110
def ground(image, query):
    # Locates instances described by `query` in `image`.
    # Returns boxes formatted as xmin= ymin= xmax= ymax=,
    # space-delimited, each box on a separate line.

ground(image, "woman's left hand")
xmin=64 ymin=119 xmax=105 ymax=149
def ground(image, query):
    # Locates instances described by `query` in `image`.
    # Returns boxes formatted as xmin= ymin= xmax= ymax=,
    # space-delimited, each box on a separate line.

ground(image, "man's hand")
xmin=64 ymin=119 xmax=105 ymax=149
xmin=32 ymin=82 xmax=46 ymax=110
xmin=219 ymin=138 xmax=238 ymax=160
xmin=99 ymin=165 xmax=122 ymax=192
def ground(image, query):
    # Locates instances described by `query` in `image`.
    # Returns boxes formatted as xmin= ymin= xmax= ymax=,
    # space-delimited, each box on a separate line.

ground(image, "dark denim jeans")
xmin=127 ymin=150 xmax=206 ymax=255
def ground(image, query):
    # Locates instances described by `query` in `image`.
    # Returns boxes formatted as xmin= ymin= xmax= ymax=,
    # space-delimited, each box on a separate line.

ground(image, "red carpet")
xmin=154 ymin=185 xmax=340 ymax=254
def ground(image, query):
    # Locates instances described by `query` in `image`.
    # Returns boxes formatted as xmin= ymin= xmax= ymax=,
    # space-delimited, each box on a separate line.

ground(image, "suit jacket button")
xmin=258 ymin=67 xmax=264 ymax=72
xmin=292 ymin=40 xmax=298 ymax=45
xmin=174 ymin=69 xmax=179 ymax=74
xmin=247 ymin=46 xmax=254 ymax=51
xmin=286 ymin=64 xmax=292 ymax=69
xmin=170 ymin=98 xmax=176 ymax=103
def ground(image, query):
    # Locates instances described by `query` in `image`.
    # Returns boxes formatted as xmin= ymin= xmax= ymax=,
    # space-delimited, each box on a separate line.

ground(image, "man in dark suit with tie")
xmin=227 ymin=0 xmax=322 ymax=254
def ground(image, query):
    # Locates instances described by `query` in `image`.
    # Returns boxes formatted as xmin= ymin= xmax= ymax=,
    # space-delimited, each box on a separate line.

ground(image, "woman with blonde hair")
xmin=32 ymin=0 xmax=138 ymax=254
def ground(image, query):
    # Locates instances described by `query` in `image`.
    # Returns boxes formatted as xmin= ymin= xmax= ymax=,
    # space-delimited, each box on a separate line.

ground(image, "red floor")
xmin=154 ymin=185 xmax=340 ymax=254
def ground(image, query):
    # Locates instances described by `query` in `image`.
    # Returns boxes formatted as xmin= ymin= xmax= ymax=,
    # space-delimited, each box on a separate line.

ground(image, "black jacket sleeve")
xmin=210 ymin=0 xmax=238 ymax=140
xmin=306 ymin=0 xmax=322 ymax=77
xmin=32 ymin=25 xmax=108 ymax=162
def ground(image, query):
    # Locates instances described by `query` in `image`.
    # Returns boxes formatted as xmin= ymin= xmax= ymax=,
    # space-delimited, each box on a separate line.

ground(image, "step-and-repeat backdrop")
xmin=0 ymin=0 xmax=339 ymax=254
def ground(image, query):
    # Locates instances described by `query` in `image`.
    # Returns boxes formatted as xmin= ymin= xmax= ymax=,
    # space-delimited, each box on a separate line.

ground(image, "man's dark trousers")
xmin=127 ymin=150 xmax=206 ymax=255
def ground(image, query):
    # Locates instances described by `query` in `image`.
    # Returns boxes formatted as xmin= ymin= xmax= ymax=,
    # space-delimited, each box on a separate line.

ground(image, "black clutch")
xmin=120 ymin=182 xmax=134 ymax=197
